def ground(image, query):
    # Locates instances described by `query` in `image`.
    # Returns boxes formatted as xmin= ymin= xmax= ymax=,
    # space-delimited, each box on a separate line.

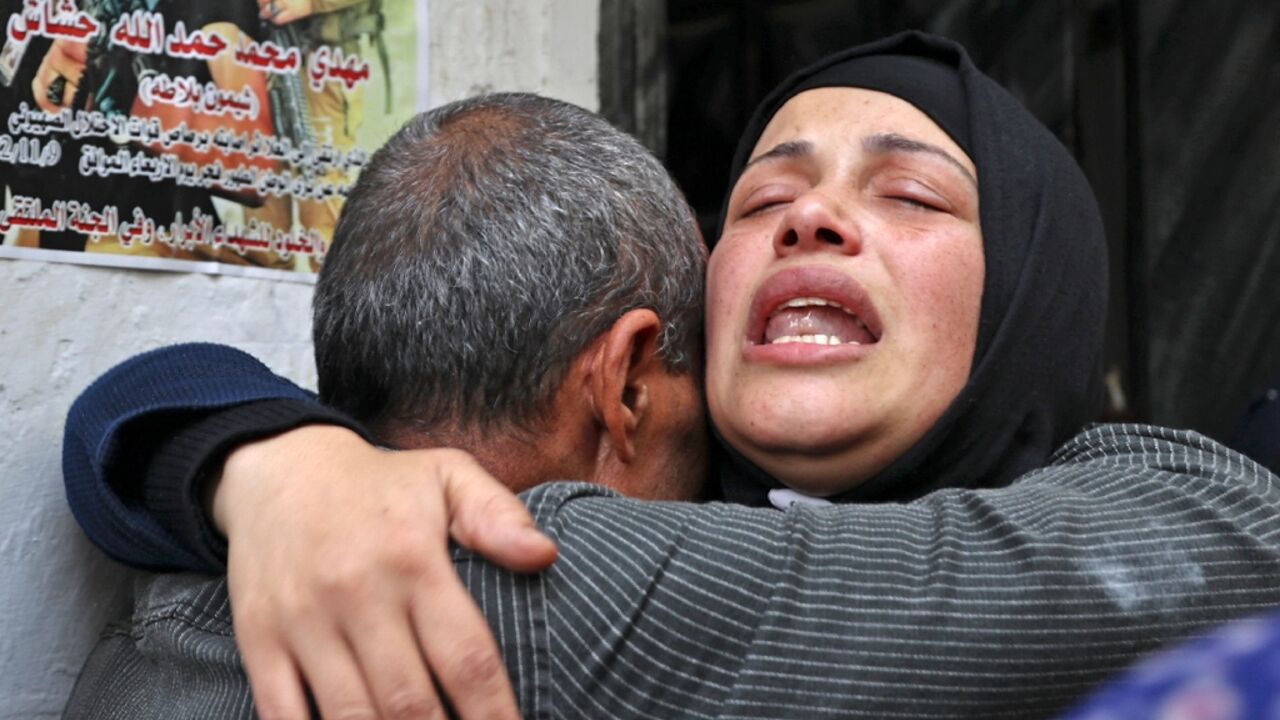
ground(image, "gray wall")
xmin=0 ymin=262 xmax=316 ymax=718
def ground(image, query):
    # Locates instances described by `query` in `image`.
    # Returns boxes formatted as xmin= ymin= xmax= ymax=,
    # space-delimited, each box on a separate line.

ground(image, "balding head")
xmin=311 ymin=94 xmax=707 ymax=498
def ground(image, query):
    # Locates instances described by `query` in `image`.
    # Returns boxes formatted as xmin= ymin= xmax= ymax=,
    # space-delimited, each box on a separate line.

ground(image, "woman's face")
xmin=706 ymin=87 xmax=985 ymax=495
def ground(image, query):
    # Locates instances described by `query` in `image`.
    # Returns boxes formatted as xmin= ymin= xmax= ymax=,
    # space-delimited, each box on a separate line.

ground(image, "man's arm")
xmin=461 ymin=424 xmax=1280 ymax=718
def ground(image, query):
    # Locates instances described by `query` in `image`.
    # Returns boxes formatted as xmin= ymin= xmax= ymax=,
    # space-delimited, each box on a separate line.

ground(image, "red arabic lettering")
xmin=165 ymin=21 xmax=228 ymax=60
xmin=67 ymin=203 xmax=118 ymax=237
xmin=46 ymin=3 xmax=99 ymax=39
xmin=307 ymin=45 xmax=371 ymax=91
xmin=233 ymin=38 xmax=301 ymax=74
xmin=0 ymin=195 xmax=64 ymax=232
xmin=117 ymin=207 xmax=157 ymax=247
xmin=109 ymin=10 xmax=164 ymax=54
xmin=0 ymin=196 xmax=121 ymax=236
xmin=5 ymin=8 xmax=33 ymax=43
xmin=6 ymin=0 xmax=101 ymax=44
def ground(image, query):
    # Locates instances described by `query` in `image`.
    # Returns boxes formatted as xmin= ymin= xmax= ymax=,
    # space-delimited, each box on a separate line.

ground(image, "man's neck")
xmin=384 ymin=421 xmax=597 ymax=494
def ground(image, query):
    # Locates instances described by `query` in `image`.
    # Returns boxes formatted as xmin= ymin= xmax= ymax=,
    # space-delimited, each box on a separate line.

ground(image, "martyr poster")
xmin=0 ymin=0 xmax=423 ymax=281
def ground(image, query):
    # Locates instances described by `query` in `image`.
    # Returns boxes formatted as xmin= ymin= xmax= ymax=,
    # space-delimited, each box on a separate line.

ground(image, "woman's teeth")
xmin=769 ymin=334 xmax=857 ymax=346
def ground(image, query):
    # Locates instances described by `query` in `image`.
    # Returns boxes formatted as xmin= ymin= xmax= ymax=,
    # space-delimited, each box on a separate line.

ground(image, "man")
xmin=63 ymin=91 xmax=709 ymax=718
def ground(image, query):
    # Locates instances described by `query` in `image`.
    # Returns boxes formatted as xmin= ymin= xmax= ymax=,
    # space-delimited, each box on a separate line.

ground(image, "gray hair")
xmin=313 ymin=92 xmax=705 ymax=438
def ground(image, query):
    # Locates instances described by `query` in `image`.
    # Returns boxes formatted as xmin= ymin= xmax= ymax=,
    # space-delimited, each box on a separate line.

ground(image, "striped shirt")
xmin=65 ymin=424 xmax=1280 ymax=719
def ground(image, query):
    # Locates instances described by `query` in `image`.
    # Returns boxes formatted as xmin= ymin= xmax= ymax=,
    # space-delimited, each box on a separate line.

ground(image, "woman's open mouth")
xmin=744 ymin=266 xmax=882 ymax=363
xmin=762 ymin=296 xmax=879 ymax=346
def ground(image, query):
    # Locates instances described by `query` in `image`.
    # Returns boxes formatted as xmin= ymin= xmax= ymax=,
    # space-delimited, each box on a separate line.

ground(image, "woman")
xmin=707 ymin=34 xmax=1104 ymax=507
xmin=63 ymin=32 xmax=1280 ymax=719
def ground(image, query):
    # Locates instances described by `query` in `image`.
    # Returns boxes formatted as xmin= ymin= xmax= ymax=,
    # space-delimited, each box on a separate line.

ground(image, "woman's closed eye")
xmin=744 ymin=199 xmax=791 ymax=216
xmin=739 ymin=185 xmax=798 ymax=217
xmin=878 ymin=178 xmax=955 ymax=214
xmin=887 ymin=194 xmax=945 ymax=212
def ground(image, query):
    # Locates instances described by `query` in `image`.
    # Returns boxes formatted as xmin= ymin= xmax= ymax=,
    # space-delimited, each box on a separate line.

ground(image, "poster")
xmin=0 ymin=0 xmax=425 ymax=281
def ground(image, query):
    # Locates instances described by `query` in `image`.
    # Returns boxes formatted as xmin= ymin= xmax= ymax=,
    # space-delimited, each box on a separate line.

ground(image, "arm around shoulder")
xmin=472 ymin=427 xmax=1280 ymax=718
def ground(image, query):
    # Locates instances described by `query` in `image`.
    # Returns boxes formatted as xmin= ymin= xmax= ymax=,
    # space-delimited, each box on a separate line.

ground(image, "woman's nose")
xmin=772 ymin=192 xmax=862 ymax=258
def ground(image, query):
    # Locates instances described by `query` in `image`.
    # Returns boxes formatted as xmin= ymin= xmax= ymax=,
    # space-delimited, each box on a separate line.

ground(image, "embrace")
xmin=63 ymin=31 xmax=1280 ymax=720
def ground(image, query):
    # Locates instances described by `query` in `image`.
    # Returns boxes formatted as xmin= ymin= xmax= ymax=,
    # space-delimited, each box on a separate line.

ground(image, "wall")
xmin=0 ymin=1 xmax=598 ymax=716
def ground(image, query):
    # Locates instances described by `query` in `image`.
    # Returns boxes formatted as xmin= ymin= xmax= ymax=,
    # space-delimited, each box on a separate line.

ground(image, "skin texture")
xmin=707 ymin=87 xmax=985 ymax=495
xmin=385 ymin=308 xmax=708 ymax=504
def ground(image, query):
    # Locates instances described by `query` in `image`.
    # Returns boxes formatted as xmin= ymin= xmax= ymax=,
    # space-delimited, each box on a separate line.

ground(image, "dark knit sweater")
xmin=62 ymin=343 xmax=367 ymax=572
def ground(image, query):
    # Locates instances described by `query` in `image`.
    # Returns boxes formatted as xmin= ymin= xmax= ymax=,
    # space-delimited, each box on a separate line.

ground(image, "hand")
xmin=213 ymin=426 xmax=558 ymax=720
xmin=32 ymin=39 xmax=87 ymax=113
xmin=258 ymin=0 xmax=315 ymax=25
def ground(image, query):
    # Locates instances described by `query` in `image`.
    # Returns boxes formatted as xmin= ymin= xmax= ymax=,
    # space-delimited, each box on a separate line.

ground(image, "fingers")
xmin=286 ymin=626 xmax=378 ymax=720
xmin=273 ymin=9 xmax=305 ymax=24
xmin=441 ymin=451 xmax=558 ymax=573
xmin=258 ymin=0 xmax=312 ymax=25
xmin=219 ymin=436 xmax=538 ymax=720
xmin=236 ymin=633 xmax=311 ymax=720
xmin=231 ymin=548 xmax=318 ymax=720
xmin=31 ymin=72 xmax=62 ymax=114
xmin=410 ymin=565 xmax=520 ymax=720
xmin=347 ymin=610 xmax=445 ymax=720
xmin=59 ymin=39 xmax=89 ymax=64
xmin=46 ymin=42 xmax=86 ymax=88
xmin=32 ymin=42 xmax=84 ymax=113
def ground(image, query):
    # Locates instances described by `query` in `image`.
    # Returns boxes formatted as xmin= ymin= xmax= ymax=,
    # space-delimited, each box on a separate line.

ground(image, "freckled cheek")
xmin=705 ymin=246 xmax=755 ymax=342
xmin=705 ymin=245 xmax=760 ymax=412
xmin=897 ymin=238 xmax=984 ymax=344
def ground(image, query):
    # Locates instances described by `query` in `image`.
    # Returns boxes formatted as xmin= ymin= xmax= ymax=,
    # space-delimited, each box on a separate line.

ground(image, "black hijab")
xmin=713 ymin=31 xmax=1108 ymax=505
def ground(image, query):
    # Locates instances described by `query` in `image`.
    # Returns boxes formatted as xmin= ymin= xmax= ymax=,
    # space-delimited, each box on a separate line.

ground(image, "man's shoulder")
xmin=514 ymin=481 xmax=787 ymax=537
xmin=1055 ymin=423 xmax=1252 ymax=464
xmin=1043 ymin=422 xmax=1278 ymax=490
xmin=519 ymin=480 xmax=622 ymax=516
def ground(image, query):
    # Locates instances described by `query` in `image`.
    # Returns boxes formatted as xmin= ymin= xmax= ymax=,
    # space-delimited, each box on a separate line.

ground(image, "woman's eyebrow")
xmin=742 ymin=140 xmax=813 ymax=173
xmin=864 ymin=132 xmax=977 ymax=189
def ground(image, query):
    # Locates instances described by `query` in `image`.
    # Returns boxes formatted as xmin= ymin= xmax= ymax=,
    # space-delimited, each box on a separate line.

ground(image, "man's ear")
xmin=590 ymin=308 xmax=663 ymax=464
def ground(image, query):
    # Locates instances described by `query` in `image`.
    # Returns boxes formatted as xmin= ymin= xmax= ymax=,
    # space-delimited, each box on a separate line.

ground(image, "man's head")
xmin=313 ymin=93 xmax=708 ymax=500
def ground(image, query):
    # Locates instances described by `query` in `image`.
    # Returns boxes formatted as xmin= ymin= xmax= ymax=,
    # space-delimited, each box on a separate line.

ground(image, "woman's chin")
xmin=753 ymin=448 xmax=884 ymax=497
xmin=727 ymin=420 xmax=888 ymax=493
xmin=736 ymin=405 xmax=874 ymax=453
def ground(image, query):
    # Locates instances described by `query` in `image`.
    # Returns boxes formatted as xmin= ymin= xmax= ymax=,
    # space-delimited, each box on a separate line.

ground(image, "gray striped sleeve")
xmin=458 ymin=424 xmax=1280 ymax=719
xmin=63 ymin=575 xmax=255 ymax=719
